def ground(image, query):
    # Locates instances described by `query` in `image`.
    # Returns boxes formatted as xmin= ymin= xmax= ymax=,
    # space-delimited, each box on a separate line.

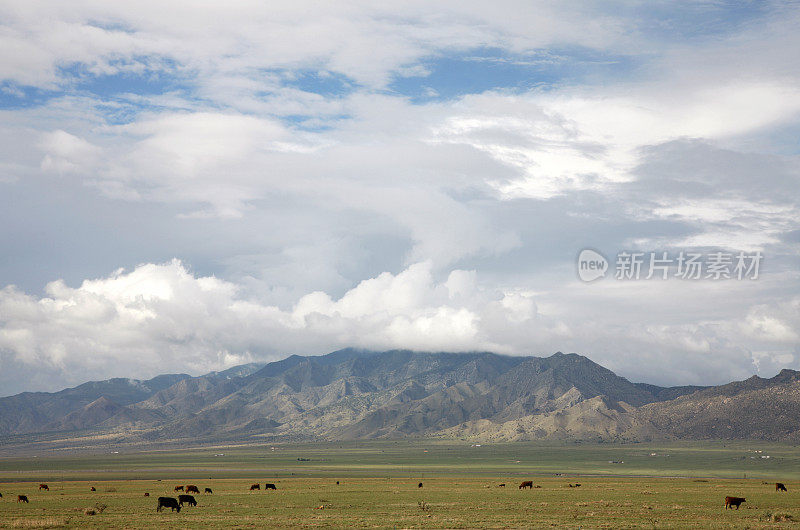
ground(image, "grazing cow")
xmin=178 ymin=494 xmax=197 ymax=507
xmin=725 ymin=496 xmax=746 ymax=509
xmin=498 ymin=483 xmax=505 ymax=488
xmin=204 ymin=488 xmax=212 ymax=494
xmin=185 ymin=485 xmax=199 ymax=494
xmin=90 ymin=487 xmax=96 ymax=492
xmin=519 ymin=481 xmax=533 ymax=489
xmin=174 ymin=485 xmax=184 ymax=492
xmin=776 ymin=482 xmax=788 ymax=492
xmin=38 ymin=484 xmax=48 ymax=491
xmin=144 ymin=492 xmax=150 ymax=497
xmin=17 ymin=495 xmax=29 ymax=503
xmin=336 ymin=481 xmax=339 ymax=485
xmin=0 ymin=492 xmax=2 ymax=497
xmin=575 ymin=483 xmax=581 ymax=487
xmin=156 ymin=497 xmax=181 ymax=513
xmin=250 ymin=483 xmax=260 ymax=491
xmin=418 ymin=482 xmax=423 ymax=488
xmin=265 ymin=483 xmax=277 ymax=490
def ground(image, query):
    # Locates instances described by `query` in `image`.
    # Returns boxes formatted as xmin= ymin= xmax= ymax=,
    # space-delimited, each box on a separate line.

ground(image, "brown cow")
xmin=174 ymin=485 xmax=184 ymax=492
xmin=38 ymin=484 xmax=48 ymax=491
xmin=250 ymin=483 xmax=260 ymax=491
xmin=90 ymin=487 xmax=96 ymax=491
xmin=18 ymin=495 xmax=29 ymax=503
xmin=185 ymin=485 xmax=199 ymax=494
xmin=519 ymin=481 xmax=533 ymax=489
xmin=776 ymin=482 xmax=788 ymax=492
xmin=725 ymin=496 xmax=746 ymax=509
xmin=144 ymin=492 xmax=150 ymax=497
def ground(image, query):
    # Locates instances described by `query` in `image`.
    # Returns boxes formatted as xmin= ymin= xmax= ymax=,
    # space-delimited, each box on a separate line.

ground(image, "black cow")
xmin=265 ymin=483 xmax=277 ymax=490
xmin=178 ymin=494 xmax=197 ymax=507
xmin=776 ymin=482 xmax=788 ymax=492
xmin=498 ymin=483 xmax=505 ymax=487
xmin=90 ymin=487 xmax=96 ymax=491
xmin=144 ymin=492 xmax=150 ymax=497
xmin=157 ymin=497 xmax=181 ymax=512
xmin=519 ymin=481 xmax=533 ymax=489
xmin=38 ymin=484 xmax=48 ymax=491
xmin=725 ymin=496 xmax=746 ymax=509
xmin=250 ymin=483 xmax=260 ymax=491
xmin=204 ymin=488 xmax=213 ymax=494
xmin=18 ymin=495 xmax=29 ymax=503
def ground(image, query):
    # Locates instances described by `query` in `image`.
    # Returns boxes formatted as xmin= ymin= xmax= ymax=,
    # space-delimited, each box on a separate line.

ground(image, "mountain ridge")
xmin=1 ymin=349 xmax=797 ymax=444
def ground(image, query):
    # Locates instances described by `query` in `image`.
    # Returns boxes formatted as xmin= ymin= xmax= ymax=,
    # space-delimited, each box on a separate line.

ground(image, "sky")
xmin=0 ymin=1 xmax=798 ymax=396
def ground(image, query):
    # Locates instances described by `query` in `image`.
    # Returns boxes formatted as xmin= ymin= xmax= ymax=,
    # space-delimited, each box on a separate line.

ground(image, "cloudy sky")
xmin=0 ymin=1 xmax=798 ymax=396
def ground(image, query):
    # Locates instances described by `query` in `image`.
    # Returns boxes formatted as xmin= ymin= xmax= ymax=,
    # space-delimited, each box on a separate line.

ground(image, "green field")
xmin=0 ymin=441 xmax=798 ymax=528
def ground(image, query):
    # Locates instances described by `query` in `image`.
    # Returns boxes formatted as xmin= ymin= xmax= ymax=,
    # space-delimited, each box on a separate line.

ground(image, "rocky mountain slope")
xmin=1 ymin=349 xmax=798 ymax=443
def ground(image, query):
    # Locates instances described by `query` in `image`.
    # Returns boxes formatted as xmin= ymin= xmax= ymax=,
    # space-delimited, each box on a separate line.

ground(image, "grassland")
xmin=0 ymin=440 xmax=798 ymax=528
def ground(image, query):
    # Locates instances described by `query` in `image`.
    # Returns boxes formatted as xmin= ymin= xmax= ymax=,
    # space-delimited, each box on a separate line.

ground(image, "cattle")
xmin=17 ymin=495 xmax=29 ymax=503
xmin=250 ymin=483 xmax=260 ymax=491
xmin=174 ymin=485 xmax=184 ymax=492
xmin=418 ymin=482 xmax=423 ymax=488
xmin=265 ymin=483 xmax=277 ymax=490
xmin=519 ymin=481 xmax=534 ymax=489
xmin=38 ymin=484 xmax=48 ymax=491
xmin=336 ymin=481 xmax=339 ymax=485
xmin=144 ymin=492 xmax=150 ymax=497
xmin=204 ymin=488 xmax=212 ymax=494
xmin=498 ymin=483 xmax=505 ymax=488
xmin=776 ymin=482 xmax=788 ymax=492
xmin=90 ymin=487 xmax=96 ymax=492
xmin=725 ymin=496 xmax=746 ymax=509
xmin=0 ymin=492 xmax=2 ymax=497
xmin=178 ymin=494 xmax=197 ymax=507
xmin=156 ymin=497 xmax=181 ymax=513
xmin=185 ymin=485 xmax=199 ymax=494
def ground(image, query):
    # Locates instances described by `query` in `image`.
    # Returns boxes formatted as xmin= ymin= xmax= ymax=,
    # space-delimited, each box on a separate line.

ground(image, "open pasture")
xmin=0 ymin=441 xmax=798 ymax=528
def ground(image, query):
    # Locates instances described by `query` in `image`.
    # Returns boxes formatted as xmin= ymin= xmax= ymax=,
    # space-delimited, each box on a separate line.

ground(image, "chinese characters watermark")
xmin=577 ymin=249 xmax=762 ymax=282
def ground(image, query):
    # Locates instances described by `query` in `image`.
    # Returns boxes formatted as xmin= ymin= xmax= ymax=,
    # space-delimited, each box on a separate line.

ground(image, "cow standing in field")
xmin=725 ymin=496 xmax=746 ymax=509
xmin=498 ymin=484 xmax=505 ymax=487
xmin=519 ymin=481 xmax=533 ymax=489
xmin=204 ymin=488 xmax=212 ymax=494
xmin=38 ymin=484 xmax=48 ymax=491
xmin=776 ymin=482 xmax=788 ymax=492
xmin=144 ymin=492 xmax=150 ymax=497
xmin=418 ymin=482 xmax=423 ymax=488
xmin=178 ymin=494 xmax=197 ymax=507
xmin=17 ymin=495 xmax=28 ymax=503
xmin=174 ymin=485 xmax=184 ymax=492
xmin=90 ymin=487 xmax=96 ymax=491
xmin=157 ymin=497 xmax=181 ymax=512
xmin=185 ymin=485 xmax=199 ymax=494
xmin=265 ymin=483 xmax=277 ymax=490
xmin=250 ymin=483 xmax=260 ymax=491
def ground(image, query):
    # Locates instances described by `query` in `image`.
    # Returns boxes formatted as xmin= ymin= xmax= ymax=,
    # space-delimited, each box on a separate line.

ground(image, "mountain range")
xmin=1 ymin=349 xmax=799 ymax=445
